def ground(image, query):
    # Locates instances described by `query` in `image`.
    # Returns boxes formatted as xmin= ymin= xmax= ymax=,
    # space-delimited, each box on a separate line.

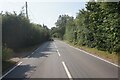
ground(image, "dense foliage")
xmin=2 ymin=12 xmax=50 ymax=50
xmin=51 ymin=2 xmax=120 ymax=53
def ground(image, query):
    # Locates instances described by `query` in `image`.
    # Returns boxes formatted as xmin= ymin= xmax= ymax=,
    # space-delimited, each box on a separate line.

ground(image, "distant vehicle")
xmin=49 ymin=38 xmax=54 ymax=41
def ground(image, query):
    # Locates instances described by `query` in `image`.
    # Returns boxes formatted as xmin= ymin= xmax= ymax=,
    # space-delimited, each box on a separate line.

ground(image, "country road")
xmin=2 ymin=40 xmax=119 ymax=80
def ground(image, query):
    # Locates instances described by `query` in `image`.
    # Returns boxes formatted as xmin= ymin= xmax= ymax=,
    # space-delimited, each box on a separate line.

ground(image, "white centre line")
xmin=57 ymin=50 xmax=61 ymax=56
xmin=54 ymin=42 xmax=61 ymax=57
xmin=62 ymin=61 xmax=73 ymax=80
xmin=0 ymin=62 xmax=22 ymax=79
xmin=54 ymin=42 xmax=57 ymax=49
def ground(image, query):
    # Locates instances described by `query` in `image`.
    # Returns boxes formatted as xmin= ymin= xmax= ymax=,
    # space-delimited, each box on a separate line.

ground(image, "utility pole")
xmin=25 ymin=2 xmax=28 ymax=19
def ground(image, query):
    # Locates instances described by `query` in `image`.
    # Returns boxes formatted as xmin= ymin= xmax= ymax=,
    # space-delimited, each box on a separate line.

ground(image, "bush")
xmin=2 ymin=47 xmax=13 ymax=60
xmin=53 ymin=2 xmax=120 ymax=53
xmin=2 ymin=12 xmax=50 ymax=50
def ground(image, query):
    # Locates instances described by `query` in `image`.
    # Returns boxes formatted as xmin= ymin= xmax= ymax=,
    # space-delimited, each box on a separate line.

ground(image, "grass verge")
xmin=2 ymin=60 xmax=16 ymax=73
xmin=14 ymin=44 xmax=40 ymax=53
xmin=2 ymin=44 xmax=41 ymax=74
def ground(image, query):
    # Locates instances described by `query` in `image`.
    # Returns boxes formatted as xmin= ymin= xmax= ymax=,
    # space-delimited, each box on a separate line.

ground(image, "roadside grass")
xmin=2 ymin=44 xmax=40 ymax=73
xmin=65 ymin=40 xmax=118 ymax=65
xmin=14 ymin=45 xmax=40 ymax=53
xmin=12 ymin=44 xmax=43 ymax=59
xmin=2 ymin=60 xmax=16 ymax=73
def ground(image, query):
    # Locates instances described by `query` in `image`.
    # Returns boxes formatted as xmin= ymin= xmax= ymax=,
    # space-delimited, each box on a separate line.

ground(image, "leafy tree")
xmin=55 ymin=15 xmax=74 ymax=39
xmin=52 ymin=2 xmax=120 ymax=53
xmin=2 ymin=12 xmax=50 ymax=50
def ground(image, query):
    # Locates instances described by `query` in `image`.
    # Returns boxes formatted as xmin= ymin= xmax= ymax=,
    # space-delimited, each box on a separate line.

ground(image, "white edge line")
xmin=27 ymin=47 xmax=39 ymax=58
xmin=68 ymin=44 xmax=120 ymax=68
xmin=27 ymin=55 xmax=30 ymax=58
xmin=32 ymin=52 xmax=34 ymax=54
xmin=62 ymin=61 xmax=72 ymax=79
xmin=57 ymin=50 xmax=61 ymax=56
xmin=0 ymin=62 xmax=22 ymax=79
xmin=1 ymin=45 xmax=40 ymax=79
xmin=35 ymin=48 xmax=39 ymax=51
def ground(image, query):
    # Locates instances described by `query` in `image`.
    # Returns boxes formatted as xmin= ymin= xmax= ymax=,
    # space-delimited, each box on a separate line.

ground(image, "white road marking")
xmin=27 ymin=47 xmax=40 ymax=58
xmin=35 ymin=48 xmax=39 ymax=51
xmin=57 ymin=50 xmax=61 ymax=56
xmin=32 ymin=52 xmax=34 ymax=54
xmin=54 ymin=42 xmax=61 ymax=56
xmin=68 ymin=44 xmax=120 ymax=68
xmin=62 ymin=61 xmax=73 ymax=80
xmin=0 ymin=62 xmax=22 ymax=79
xmin=27 ymin=55 xmax=30 ymax=58
xmin=54 ymin=42 xmax=57 ymax=49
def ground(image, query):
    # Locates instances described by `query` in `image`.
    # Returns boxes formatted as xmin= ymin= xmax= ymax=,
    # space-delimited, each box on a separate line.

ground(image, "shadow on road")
xmin=28 ymin=41 xmax=57 ymax=59
xmin=2 ymin=64 xmax=36 ymax=80
xmin=2 ymin=41 xmax=58 ymax=79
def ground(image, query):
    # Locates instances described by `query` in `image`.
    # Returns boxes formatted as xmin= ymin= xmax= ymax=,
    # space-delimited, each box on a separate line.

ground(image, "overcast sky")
xmin=0 ymin=0 xmax=86 ymax=28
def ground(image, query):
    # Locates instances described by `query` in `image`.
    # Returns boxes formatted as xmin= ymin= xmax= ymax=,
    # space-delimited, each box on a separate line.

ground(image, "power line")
xmin=24 ymin=2 xmax=39 ymax=24
xmin=28 ymin=8 xmax=37 ymax=23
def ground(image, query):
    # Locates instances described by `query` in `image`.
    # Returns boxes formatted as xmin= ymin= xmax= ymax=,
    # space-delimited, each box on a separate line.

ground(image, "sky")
xmin=0 ymin=0 xmax=86 ymax=29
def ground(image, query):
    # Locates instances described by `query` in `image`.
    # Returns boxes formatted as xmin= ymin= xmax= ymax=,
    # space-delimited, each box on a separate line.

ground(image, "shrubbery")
xmin=51 ymin=2 xmax=120 ymax=53
xmin=2 ymin=47 xmax=13 ymax=60
xmin=2 ymin=12 xmax=50 ymax=50
xmin=2 ymin=12 xmax=50 ymax=60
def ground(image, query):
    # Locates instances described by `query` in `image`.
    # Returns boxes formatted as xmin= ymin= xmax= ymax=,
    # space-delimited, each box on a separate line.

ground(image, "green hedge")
xmin=2 ymin=12 xmax=50 ymax=50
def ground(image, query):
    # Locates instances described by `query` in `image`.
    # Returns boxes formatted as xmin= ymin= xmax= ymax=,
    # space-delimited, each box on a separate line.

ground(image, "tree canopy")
xmin=51 ymin=2 xmax=120 ymax=53
xmin=2 ymin=12 xmax=50 ymax=50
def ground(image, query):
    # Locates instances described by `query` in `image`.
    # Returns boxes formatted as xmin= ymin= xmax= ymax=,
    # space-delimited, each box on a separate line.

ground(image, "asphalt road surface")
xmin=2 ymin=40 xmax=119 ymax=80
